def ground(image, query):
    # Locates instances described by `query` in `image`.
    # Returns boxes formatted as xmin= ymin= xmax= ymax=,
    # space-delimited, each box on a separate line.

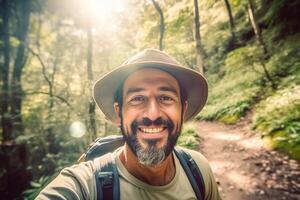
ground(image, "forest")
xmin=0 ymin=0 xmax=299 ymax=199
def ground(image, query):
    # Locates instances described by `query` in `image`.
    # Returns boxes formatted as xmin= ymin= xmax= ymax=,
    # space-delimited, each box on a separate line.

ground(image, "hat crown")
xmin=122 ymin=48 xmax=180 ymax=66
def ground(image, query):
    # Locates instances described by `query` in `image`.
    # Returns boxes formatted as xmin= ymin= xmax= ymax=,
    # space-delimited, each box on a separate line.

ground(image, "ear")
xmin=114 ymin=102 xmax=121 ymax=126
xmin=182 ymin=100 xmax=188 ymax=121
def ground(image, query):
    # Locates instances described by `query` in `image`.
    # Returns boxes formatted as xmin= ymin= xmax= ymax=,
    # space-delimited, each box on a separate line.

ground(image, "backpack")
xmin=79 ymin=135 xmax=205 ymax=200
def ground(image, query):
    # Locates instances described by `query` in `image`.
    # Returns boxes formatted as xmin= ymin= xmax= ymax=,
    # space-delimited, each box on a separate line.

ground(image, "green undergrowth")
xmin=252 ymin=85 xmax=300 ymax=161
xmin=198 ymin=33 xmax=300 ymax=161
xmin=177 ymin=122 xmax=199 ymax=150
xmin=197 ymin=44 xmax=263 ymax=124
xmin=252 ymin=34 xmax=300 ymax=161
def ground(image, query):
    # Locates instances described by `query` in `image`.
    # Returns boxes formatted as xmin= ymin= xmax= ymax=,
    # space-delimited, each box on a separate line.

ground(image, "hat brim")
xmin=93 ymin=61 xmax=208 ymax=123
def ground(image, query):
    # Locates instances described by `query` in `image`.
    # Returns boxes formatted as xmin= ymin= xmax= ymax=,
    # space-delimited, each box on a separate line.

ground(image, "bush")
xmin=252 ymin=85 xmax=300 ymax=161
xmin=178 ymin=122 xmax=200 ymax=149
xmin=23 ymin=175 xmax=52 ymax=200
xmin=197 ymin=45 xmax=263 ymax=124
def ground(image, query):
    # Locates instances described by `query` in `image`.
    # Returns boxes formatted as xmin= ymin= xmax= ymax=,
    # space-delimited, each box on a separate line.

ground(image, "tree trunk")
xmin=0 ymin=0 xmax=13 ymax=144
xmin=0 ymin=143 xmax=30 ymax=199
xmin=0 ymin=2 xmax=31 ymax=198
xmin=247 ymin=0 xmax=276 ymax=89
xmin=193 ymin=0 xmax=205 ymax=74
xmin=11 ymin=0 xmax=31 ymax=138
xmin=247 ymin=0 xmax=268 ymax=58
xmin=86 ymin=23 xmax=97 ymax=141
xmin=223 ymin=0 xmax=236 ymax=42
xmin=150 ymin=0 xmax=165 ymax=50
xmin=45 ymin=51 xmax=59 ymax=154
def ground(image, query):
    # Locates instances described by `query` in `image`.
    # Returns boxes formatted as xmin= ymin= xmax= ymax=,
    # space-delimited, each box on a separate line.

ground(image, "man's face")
xmin=114 ymin=68 xmax=187 ymax=166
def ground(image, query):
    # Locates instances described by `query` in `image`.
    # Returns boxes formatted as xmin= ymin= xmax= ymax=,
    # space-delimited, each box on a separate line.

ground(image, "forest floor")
xmin=196 ymin=118 xmax=300 ymax=200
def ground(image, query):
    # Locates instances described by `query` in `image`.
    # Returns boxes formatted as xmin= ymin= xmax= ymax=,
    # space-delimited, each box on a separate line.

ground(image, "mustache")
xmin=136 ymin=117 xmax=168 ymax=126
xmin=131 ymin=117 xmax=174 ymax=133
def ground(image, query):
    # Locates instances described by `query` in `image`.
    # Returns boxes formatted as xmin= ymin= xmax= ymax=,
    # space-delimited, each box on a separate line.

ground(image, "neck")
xmin=119 ymin=143 xmax=176 ymax=186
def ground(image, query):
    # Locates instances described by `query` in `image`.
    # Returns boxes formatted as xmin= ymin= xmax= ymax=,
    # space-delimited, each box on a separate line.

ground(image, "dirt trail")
xmin=196 ymin=121 xmax=300 ymax=200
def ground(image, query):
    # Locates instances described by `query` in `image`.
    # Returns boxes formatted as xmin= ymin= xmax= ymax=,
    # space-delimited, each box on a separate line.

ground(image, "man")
xmin=37 ymin=48 xmax=221 ymax=200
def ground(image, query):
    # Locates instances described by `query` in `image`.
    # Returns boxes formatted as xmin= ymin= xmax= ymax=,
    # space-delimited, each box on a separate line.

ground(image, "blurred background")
xmin=0 ymin=0 xmax=299 ymax=199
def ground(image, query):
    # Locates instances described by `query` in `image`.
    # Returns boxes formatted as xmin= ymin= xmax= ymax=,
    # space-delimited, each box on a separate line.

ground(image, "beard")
xmin=120 ymin=116 xmax=182 ymax=167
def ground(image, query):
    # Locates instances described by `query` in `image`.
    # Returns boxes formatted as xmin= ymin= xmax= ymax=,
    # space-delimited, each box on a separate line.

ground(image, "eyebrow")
xmin=125 ymin=86 xmax=178 ymax=97
xmin=159 ymin=86 xmax=178 ymax=96
xmin=125 ymin=87 xmax=145 ymax=96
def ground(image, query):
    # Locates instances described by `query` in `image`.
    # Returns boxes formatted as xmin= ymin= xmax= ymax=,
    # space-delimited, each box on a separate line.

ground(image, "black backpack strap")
xmin=94 ymin=153 xmax=120 ymax=200
xmin=175 ymin=148 xmax=205 ymax=200
xmin=86 ymin=135 xmax=124 ymax=160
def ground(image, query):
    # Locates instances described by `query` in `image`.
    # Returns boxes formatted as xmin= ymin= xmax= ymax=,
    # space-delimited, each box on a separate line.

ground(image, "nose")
xmin=143 ymin=98 xmax=161 ymax=121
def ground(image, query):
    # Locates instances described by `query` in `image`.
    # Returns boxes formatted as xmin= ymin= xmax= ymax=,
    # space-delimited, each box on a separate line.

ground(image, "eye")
xmin=159 ymin=96 xmax=174 ymax=104
xmin=129 ymin=96 xmax=145 ymax=105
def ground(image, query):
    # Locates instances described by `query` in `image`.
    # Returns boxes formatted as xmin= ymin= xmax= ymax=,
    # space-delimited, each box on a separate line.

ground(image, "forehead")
xmin=123 ymin=68 xmax=180 ymax=93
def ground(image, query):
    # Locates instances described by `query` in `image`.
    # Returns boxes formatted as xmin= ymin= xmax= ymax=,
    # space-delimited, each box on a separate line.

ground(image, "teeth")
xmin=141 ymin=127 xmax=164 ymax=133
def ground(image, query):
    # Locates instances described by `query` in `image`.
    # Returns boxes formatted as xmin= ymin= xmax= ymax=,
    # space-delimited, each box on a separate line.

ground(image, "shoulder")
xmin=37 ymin=160 xmax=99 ymax=199
xmin=62 ymin=153 xmax=116 ymax=195
xmin=176 ymin=147 xmax=221 ymax=200
xmin=176 ymin=146 xmax=211 ymax=173
xmin=63 ymin=160 xmax=95 ymax=176
xmin=37 ymin=153 xmax=118 ymax=200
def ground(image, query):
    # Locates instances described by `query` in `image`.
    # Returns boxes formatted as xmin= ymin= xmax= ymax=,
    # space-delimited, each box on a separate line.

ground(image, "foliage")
xmin=202 ymin=21 xmax=232 ymax=72
xmin=23 ymin=175 xmax=52 ymax=200
xmin=252 ymin=85 xmax=300 ymax=160
xmin=197 ymin=45 xmax=263 ymax=124
xmin=177 ymin=122 xmax=200 ymax=149
xmin=198 ymin=28 xmax=300 ymax=160
xmin=265 ymin=33 xmax=300 ymax=80
xmin=249 ymin=33 xmax=300 ymax=161
xmin=260 ymin=0 xmax=300 ymax=38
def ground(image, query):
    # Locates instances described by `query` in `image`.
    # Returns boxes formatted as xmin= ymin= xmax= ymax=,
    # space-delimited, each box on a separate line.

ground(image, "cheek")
xmin=166 ymin=105 xmax=182 ymax=121
xmin=122 ymin=109 xmax=138 ymax=130
xmin=166 ymin=106 xmax=182 ymax=133
xmin=121 ymin=117 xmax=131 ymax=132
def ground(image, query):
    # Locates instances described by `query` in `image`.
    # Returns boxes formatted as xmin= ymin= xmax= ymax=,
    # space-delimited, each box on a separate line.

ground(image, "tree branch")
xmin=27 ymin=46 xmax=52 ymax=89
xmin=25 ymin=91 xmax=73 ymax=108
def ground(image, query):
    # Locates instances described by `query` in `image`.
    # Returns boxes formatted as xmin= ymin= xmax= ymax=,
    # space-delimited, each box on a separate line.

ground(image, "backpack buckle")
xmin=98 ymin=172 xmax=113 ymax=189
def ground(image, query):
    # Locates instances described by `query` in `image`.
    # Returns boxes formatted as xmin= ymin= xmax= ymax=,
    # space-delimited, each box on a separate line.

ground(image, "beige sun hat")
xmin=93 ymin=48 xmax=208 ymax=123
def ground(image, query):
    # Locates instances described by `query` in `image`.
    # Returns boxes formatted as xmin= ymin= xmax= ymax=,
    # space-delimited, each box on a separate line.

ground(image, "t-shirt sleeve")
xmin=184 ymin=148 xmax=222 ymax=200
xmin=35 ymin=161 xmax=96 ymax=200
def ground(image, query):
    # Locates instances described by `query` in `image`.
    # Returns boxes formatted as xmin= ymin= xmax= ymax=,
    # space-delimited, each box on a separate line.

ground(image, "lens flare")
xmin=69 ymin=121 xmax=86 ymax=138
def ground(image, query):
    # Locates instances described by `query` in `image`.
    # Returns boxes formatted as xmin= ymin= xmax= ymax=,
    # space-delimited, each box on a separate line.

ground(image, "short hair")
xmin=114 ymin=83 xmax=124 ymax=110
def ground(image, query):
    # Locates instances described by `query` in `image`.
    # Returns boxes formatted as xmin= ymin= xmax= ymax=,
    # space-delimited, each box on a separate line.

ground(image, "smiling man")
xmin=118 ymin=68 xmax=183 ymax=167
xmin=37 ymin=49 xmax=221 ymax=200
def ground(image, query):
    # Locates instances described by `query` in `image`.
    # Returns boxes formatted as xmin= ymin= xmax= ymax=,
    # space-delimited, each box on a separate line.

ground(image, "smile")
xmin=139 ymin=127 xmax=166 ymax=133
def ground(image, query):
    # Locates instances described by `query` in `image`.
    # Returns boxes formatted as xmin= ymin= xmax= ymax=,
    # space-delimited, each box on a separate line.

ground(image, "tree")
xmin=193 ymin=0 xmax=206 ymax=74
xmin=11 ymin=0 xmax=31 ymax=138
xmin=150 ymin=0 xmax=165 ymax=50
xmin=0 ymin=1 xmax=32 ymax=198
xmin=27 ymin=22 xmax=71 ymax=155
xmin=0 ymin=0 xmax=31 ymax=142
xmin=0 ymin=0 xmax=12 ymax=144
xmin=247 ymin=0 xmax=268 ymax=57
xmin=247 ymin=0 xmax=276 ymax=89
xmin=86 ymin=20 xmax=97 ymax=142
xmin=223 ymin=0 xmax=236 ymax=43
